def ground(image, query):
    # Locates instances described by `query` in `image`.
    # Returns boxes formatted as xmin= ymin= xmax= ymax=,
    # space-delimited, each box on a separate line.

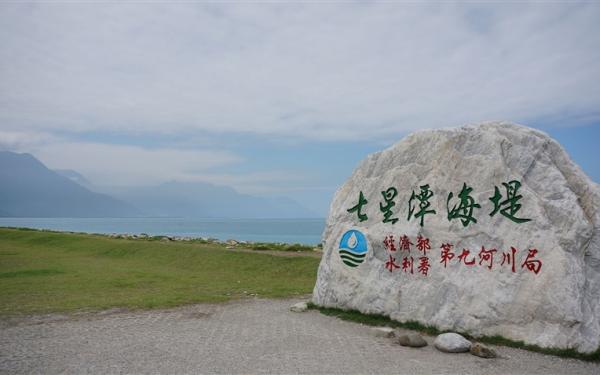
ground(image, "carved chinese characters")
xmin=314 ymin=122 xmax=600 ymax=353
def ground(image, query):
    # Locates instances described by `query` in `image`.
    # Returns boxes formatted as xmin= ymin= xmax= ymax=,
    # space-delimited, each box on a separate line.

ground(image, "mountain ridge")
xmin=0 ymin=151 xmax=318 ymax=219
xmin=110 ymin=180 xmax=318 ymax=219
xmin=0 ymin=151 xmax=140 ymax=217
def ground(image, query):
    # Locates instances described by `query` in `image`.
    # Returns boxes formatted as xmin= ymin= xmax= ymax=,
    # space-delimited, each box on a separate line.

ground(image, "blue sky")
xmin=1 ymin=2 xmax=599 ymax=216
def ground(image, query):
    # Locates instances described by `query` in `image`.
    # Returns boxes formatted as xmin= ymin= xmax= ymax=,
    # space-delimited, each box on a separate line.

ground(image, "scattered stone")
xmin=290 ymin=302 xmax=308 ymax=313
xmin=470 ymin=343 xmax=497 ymax=358
xmin=372 ymin=327 xmax=395 ymax=338
xmin=313 ymin=122 xmax=600 ymax=353
xmin=434 ymin=333 xmax=472 ymax=353
xmin=226 ymin=239 xmax=239 ymax=246
xmin=397 ymin=333 xmax=428 ymax=347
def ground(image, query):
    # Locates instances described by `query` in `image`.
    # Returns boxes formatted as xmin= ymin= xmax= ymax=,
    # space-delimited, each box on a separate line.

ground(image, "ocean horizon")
xmin=0 ymin=217 xmax=326 ymax=245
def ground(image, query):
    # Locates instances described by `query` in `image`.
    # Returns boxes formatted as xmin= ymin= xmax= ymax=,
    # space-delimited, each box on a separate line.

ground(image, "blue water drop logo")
xmin=338 ymin=229 xmax=368 ymax=268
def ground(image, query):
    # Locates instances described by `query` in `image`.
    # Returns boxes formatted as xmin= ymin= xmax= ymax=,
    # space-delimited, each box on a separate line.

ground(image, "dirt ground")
xmin=1 ymin=298 xmax=598 ymax=374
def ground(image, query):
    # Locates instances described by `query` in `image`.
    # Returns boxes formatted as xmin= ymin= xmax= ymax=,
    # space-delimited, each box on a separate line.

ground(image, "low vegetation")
xmin=66 ymin=231 xmax=319 ymax=252
xmin=0 ymin=227 xmax=320 ymax=315
xmin=247 ymin=242 xmax=316 ymax=252
xmin=307 ymin=303 xmax=600 ymax=362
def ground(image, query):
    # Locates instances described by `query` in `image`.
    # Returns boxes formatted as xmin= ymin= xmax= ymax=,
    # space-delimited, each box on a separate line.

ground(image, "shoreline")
xmin=0 ymin=217 xmax=324 ymax=246
xmin=0 ymin=226 xmax=323 ymax=251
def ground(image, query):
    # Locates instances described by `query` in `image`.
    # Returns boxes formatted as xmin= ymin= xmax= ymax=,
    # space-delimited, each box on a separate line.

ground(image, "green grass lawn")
xmin=0 ymin=228 xmax=320 ymax=315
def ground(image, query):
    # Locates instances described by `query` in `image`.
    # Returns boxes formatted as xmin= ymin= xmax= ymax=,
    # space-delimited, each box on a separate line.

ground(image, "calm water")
xmin=0 ymin=218 xmax=326 ymax=245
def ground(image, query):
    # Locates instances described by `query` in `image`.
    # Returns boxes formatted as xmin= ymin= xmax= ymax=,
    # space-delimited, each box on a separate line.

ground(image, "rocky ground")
xmin=1 ymin=298 xmax=598 ymax=374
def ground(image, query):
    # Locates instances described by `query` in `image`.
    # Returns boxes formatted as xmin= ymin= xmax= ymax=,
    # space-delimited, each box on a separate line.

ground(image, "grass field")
xmin=0 ymin=228 xmax=320 ymax=315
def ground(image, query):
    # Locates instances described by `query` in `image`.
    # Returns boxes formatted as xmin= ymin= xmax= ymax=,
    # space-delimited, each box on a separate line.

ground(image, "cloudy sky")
xmin=1 ymin=2 xmax=599 ymax=215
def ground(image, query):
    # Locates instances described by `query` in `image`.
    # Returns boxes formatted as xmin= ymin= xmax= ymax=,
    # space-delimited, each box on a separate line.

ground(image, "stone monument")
xmin=312 ymin=121 xmax=600 ymax=353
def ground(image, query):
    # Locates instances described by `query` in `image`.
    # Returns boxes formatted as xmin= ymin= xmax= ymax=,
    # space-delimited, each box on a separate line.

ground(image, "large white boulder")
xmin=312 ymin=122 xmax=600 ymax=353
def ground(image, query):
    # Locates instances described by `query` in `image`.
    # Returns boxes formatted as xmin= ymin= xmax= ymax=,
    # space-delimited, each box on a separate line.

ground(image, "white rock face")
xmin=312 ymin=122 xmax=600 ymax=353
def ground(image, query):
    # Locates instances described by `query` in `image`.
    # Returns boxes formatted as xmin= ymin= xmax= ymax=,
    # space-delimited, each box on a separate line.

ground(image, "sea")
xmin=0 ymin=217 xmax=326 ymax=245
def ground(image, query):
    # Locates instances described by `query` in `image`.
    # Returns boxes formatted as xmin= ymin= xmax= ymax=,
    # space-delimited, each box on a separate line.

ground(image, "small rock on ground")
xmin=372 ymin=327 xmax=395 ymax=338
xmin=470 ymin=343 xmax=497 ymax=358
xmin=289 ymin=302 xmax=308 ymax=312
xmin=397 ymin=333 xmax=428 ymax=348
xmin=434 ymin=333 xmax=472 ymax=353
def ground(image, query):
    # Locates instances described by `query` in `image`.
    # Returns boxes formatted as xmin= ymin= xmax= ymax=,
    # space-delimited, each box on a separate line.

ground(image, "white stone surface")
xmin=312 ymin=122 xmax=600 ymax=353
xmin=434 ymin=333 xmax=472 ymax=353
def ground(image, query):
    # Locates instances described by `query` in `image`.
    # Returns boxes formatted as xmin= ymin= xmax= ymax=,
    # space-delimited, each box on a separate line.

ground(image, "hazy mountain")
xmin=112 ymin=181 xmax=319 ymax=218
xmin=54 ymin=169 xmax=92 ymax=188
xmin=0 ymin=151 xmax=140 ymax=217
xmin=0 ymin=151 xmax=318 ymax=219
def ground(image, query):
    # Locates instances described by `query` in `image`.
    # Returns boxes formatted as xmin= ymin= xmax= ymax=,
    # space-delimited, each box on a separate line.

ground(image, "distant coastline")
xmin=2 ymin=225 xmax=322 ymax=249
xmin=0 ymin=217 xmax=325 ymax=246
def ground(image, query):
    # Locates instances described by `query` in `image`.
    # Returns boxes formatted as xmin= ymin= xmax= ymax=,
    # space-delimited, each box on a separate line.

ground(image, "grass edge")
xmin=307 ymin=302 xmax=600 ymax=362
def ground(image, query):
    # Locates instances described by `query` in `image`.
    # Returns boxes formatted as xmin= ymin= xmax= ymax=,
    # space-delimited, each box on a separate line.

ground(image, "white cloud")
xmin=0 ymin=129 xmax=301 ymax=190
xmin=0 ymin=130 xmax=58 ymax=150
xmin=187 ymin=171 xmax=314 ymax=195
xmin=30 ymin=141 xmax=241 ymax=187
xmin=1 ymin=2 xmax=599 ymax=141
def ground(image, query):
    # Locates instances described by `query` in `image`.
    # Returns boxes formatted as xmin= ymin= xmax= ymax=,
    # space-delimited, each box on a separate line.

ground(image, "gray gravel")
xmin=1 ymin=298 xmax=598 ymax=374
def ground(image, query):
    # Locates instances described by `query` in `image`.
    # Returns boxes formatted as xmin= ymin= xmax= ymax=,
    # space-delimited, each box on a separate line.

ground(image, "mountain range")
xmin=0 ymin=151 xmax=139 ymax=217
xmin=109 ymin=181 xmax=316 ymax=218
xmin=0 ymin=151 xmax=317 ymax=218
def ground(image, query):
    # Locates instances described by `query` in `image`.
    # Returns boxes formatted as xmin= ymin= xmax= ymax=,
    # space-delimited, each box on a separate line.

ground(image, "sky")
xmin=1 ymin=2 xmax=599 ymax=216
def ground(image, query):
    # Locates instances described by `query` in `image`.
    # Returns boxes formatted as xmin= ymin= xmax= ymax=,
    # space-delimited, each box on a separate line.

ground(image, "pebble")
xmin=434 ymin=332 xmax=472 ymax=353
xmin=290 ymin=302 xmax=308 ymax=313
xmin=470 ymin=343 xmax=497 ymax=358
xmin=397 ymin=333 xmax=428 ymax=347
xmin=372 ymin=327 xmax=395 ymax=338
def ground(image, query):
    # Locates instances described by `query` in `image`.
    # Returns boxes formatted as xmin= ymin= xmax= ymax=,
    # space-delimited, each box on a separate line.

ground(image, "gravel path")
xmin=1 ymin=298 xmax=598 ymax=374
